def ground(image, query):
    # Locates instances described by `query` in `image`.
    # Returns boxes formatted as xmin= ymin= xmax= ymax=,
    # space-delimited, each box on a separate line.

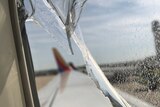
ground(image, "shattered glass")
xmin=71 ymin=27 xmax=131 ymax=107
xmin=24 ymin=0 xmax=131 ymax=106
xmin=24 ymin=0 xmax=87 ymax=54
xmin=24 ymin=0 xmax=160 ymax=107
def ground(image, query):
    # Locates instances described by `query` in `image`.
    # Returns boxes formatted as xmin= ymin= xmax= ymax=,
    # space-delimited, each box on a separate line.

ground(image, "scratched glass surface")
xmin=24 ymin=0 xmax=86 ymax=54
xmin=25 ymin=0 xmax=160 ymax=107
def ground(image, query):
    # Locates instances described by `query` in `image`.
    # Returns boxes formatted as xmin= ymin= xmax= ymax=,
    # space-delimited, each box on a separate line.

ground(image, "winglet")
xmin=52 ymin=48 xmax=71 ymax=92
xmin=52 ymin=48 xmax=71 ymax=73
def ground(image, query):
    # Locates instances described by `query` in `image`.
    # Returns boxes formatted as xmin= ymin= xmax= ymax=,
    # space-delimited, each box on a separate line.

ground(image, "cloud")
xmin=26 ymin=0 xmax=160 ymax=70
xmin=80 ymin=0 xmax=158 ymax=61
xmin=81 ymin=0 xmax=160 ymax=37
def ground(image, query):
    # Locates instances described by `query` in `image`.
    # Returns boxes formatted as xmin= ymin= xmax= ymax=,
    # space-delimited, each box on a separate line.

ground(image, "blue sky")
xmin=26 ymin=0 xmax=160 ymax=71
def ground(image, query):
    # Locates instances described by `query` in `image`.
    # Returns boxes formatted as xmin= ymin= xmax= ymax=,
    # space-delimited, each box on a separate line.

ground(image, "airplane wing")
xmin=38 ymin=71 xmax=155 ymax=107
xmin=38 ymin=48 xmax=113 ymax=107
xmin=38 ymin=48 xmax=154 ymax=107
xmin=38 ymin=71 xmax=113 ymax=107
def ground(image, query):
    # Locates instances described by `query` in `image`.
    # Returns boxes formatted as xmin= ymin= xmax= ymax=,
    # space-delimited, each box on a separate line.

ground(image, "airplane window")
xmin=25 ymin=0 xmax=160 ymax=107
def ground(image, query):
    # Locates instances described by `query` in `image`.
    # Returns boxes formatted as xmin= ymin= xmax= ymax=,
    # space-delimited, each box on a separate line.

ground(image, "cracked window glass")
xmin=25 ymin=0 xmax=160 ymax=107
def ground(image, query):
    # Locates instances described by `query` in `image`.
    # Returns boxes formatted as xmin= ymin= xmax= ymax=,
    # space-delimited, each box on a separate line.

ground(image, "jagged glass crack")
xmin=24 ymin=0 xmax=87 ymax=54
xmin=24 ymin=0 xmax=131 ymax=106
xmin=72 ymin=27 xmax=131 ymax=107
